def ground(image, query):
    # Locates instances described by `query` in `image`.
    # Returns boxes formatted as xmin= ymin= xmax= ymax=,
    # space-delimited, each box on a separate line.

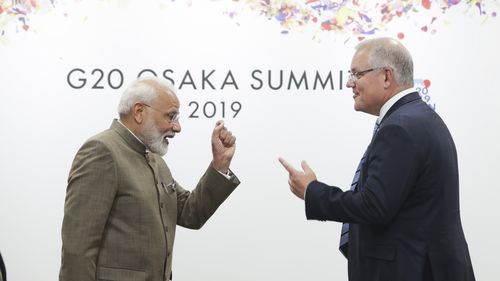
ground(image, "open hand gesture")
xmin=278 ymin=158 xmax=317 ymax=200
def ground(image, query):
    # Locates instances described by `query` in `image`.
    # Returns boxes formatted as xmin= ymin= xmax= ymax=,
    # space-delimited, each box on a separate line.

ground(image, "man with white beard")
xmin=60 ymin=77 xmax=240 ymax=281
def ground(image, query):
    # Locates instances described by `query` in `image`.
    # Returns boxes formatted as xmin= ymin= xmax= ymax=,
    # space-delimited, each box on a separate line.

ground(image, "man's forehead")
xmin=351 ymin=48 xmax=370 ymax=68
xmin=156 ymin=89 xmax=180 ymax=110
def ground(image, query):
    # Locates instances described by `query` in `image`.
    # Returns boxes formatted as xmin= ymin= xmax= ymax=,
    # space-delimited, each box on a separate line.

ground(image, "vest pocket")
xmin=97 ymin=266 xmax=146 ymax=281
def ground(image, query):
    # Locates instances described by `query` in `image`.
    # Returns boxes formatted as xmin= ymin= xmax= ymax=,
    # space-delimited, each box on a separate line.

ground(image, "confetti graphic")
xmin=0 ymin=0 xmax=498 ymax=41
xmin=224 ymin=0 xmax=498 ymax=40
xmin=0 ymin=0 xmax=55 ymax=37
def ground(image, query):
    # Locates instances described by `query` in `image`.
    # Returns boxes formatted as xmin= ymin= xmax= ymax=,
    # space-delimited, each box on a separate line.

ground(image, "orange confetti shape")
xmin=23 ymin=24 xmax=30 ymax=31
xmin=421 ymin=25 xmax=428 ymax=32
xmin=422 ymin=0 xmax=431 ymax=9
xmin=397 ymin=32 xmax=405 ymax=39
xmin=424 ymin=80 xmax=431 ymax=88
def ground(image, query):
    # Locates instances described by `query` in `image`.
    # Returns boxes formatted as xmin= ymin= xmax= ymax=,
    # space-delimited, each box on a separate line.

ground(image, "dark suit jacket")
xmin=60 ymin=120 xmax=240 ymax=281
xmin=305 ymin=93 xmax=475 ymax=281
xmin=0 ymin=251 xmax=5 ymax=281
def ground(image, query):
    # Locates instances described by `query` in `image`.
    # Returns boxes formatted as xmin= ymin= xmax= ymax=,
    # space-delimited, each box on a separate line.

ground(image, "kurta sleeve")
xmin=176 ymin=164 xmax=239 ymax=229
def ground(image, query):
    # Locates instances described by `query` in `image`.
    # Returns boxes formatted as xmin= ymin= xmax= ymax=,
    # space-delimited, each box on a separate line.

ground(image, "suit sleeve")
xmin=60 ymin=140 xmax=117 ymax=281
xmin=305 ymin=124 xmax=419 ymax=225
xmin=175 ymin=164 xmax=240 ymax=229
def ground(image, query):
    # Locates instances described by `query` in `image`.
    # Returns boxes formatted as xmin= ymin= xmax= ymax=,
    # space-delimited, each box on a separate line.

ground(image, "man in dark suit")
xmin=0 ymin=251 xmax=5 ymax=281
xmin=279 ymin=37 xmax=475 ymax=281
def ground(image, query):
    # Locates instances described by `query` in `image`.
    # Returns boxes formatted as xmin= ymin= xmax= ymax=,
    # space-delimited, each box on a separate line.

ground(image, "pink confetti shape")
xmin=422 ymin=0 xmax=431 ymax=10
xmin=321 ymin=21 xmax=332 ymax=31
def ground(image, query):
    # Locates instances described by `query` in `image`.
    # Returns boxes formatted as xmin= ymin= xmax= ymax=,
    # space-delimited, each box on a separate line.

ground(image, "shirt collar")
xmin=377 ymin=87 xmax=416 ymax=124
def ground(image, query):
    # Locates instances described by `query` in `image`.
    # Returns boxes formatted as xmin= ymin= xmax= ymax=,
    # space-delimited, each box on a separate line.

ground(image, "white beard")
xmin=141 ymin=118 xmax=174 ymax=156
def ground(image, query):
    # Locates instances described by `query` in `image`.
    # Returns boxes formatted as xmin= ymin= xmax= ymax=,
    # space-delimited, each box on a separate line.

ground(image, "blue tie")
xmin=339 ymin=121 xmax=380 ymax=258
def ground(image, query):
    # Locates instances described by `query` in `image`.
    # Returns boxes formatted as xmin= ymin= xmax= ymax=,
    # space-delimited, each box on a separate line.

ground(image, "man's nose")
xmin=172 ymin=121 xmax=181 ymax=133
xmin=346 ymin=79 xmax=355 ymax=88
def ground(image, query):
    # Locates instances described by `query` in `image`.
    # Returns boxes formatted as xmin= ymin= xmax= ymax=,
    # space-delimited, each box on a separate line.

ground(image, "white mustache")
xmin=163 ymin=132 xmax=176 ymax=138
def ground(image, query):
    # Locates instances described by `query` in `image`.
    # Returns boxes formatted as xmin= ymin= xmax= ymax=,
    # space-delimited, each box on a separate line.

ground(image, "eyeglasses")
xmin=143 ymin=103 xmax=180 ymax=124
xmin=348 ymin=67 xmax=384 ymax=82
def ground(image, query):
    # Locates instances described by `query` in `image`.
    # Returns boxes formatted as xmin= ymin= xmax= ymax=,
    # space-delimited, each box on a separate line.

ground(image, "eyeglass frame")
xmin=348 ymin=67 xmax=386 ymax=82
xmin=142 ymin=103 xmax=180 ymax=124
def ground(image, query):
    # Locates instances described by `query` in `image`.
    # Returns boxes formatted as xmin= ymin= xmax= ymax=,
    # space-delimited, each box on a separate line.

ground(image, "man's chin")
xmin=148 ymin=142 xmax=169 ymax=156
xmin=354 ymin=102 xmax=366 ymax=113
xmin=157 ymin=145 xmax=169 ymax=156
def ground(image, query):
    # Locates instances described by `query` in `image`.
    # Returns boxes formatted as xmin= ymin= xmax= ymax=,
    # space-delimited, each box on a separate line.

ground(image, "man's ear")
xmin=383 ymin=67 xmax=394 ymax=89
xmin=132 ymin=103 xmax=145 ymax=124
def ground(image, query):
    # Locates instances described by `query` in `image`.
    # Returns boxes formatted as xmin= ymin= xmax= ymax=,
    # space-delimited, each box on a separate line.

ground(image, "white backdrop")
xmin=1 ymin=1 xmax=499 ymax=280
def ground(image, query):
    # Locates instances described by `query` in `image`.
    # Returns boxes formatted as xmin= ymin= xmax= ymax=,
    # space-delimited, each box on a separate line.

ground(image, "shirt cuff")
xmin=217 ymin=169 xmax=234 ymax=180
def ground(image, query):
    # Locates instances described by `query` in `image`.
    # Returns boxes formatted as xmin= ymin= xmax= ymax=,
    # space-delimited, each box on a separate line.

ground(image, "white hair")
xmin=356 ymin=37 xmax=414 ymax=86
xmin=117 ymin=77 xmax=176 ymax=116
